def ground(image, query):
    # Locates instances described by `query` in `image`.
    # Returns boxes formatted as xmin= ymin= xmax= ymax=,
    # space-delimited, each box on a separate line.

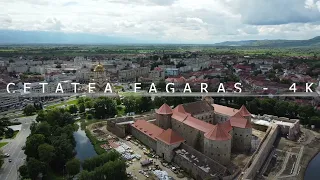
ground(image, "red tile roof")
xmin=213 ymin=104 xmax=239 ymax=116
xmin=157 ymin=129 xmax=185 ymax=145
xmin=172 ymin=112 xmax=188 ymax=122
xmin=156 ymin=103 xmax=173 ymax=115
xmin=220 ymin=120 xmax=233 ymax=132
xmin=204 ymin=123 xmax=231 ymax=141
xmin=132 ymin=120 xmax=164 ymax=140
xmin=173 ymin=105 xmax=186 ymax=114
xmin=183 ymin=115 xmax=215 ymax=133
xmin=229 ymin=112 xmax=251 ymax=128
xmin=238 ymin=105 xmax=251 ymax=117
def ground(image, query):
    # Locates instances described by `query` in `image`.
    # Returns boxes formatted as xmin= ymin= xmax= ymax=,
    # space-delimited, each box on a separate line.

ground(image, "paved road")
xmin=0 ymin=115 xmax=36 ymax=180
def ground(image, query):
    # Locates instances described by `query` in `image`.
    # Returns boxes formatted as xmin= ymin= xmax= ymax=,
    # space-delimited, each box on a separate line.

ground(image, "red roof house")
xmin=229 ymin=112 xmax=252 ymax=129
xmin=204 ymin=124 xmax=231 ymax=141
xmin=156 ymin=103 xmax=173 ymax=115
xmin=132 ymin=120 xmax=164 ymax=140
xmin=157 ymin=129 xmax=185 ymax=145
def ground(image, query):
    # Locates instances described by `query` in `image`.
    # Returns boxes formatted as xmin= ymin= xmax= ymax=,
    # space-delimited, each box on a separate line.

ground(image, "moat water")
xmin=73 ymin=122 xmax=97 ymax=161
xmin=304 ymin=153 xmax=320 ymax=180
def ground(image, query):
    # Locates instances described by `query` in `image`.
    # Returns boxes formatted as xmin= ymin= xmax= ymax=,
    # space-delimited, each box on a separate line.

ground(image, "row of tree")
xmin=79 ymin=151 xmax=126 ymax=180
xmin=19 ymin=108 xmax=79 ymax=179
xmin=216 ymin=97 xmax=320 ymax=128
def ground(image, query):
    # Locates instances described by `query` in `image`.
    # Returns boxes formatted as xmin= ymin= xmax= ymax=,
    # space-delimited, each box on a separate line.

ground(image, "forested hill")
xmin=213 ymin=36 xmax=320 ymax=47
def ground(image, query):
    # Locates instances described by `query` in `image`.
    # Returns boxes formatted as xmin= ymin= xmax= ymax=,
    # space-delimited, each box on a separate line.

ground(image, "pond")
xmin=304 ymin=153 xmax=320 ymax=180
xmin=73 ymin=122 xmax=97 ymax=161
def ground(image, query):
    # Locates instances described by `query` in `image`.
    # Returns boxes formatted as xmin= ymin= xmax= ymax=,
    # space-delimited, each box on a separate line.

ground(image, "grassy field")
xmin=46 ymin=99 xmax=78 ymax=109
xmin=0 ymin=142 xmax=8 ymax=148
xmin=118 ymin=91 xmax=143 ymax=97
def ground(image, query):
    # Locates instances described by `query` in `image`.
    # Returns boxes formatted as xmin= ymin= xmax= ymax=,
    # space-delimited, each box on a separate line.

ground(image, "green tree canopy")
xmin=66 ymin=158 xmax=81 ymax=177
xmin=23 ymin=104 xmax=36 ymax=116
xmin=38 ymin=143 xmax=55 ymax=164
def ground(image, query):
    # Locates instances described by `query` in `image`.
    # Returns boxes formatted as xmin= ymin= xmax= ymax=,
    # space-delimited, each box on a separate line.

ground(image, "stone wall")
xmin=232 ymin=127 xmax=252 ymax=152
xmin=242 ymin=124 xmax=280 ymax=179
xmin=204 ymin=138 xmax=231 ymax=165
xmin=173 ymin=143 xmax=227 ymax=180
xmin=107 ymin=120 xmax=126 ymax=138
xmin=156 ymin=141 xmax=181 ymax=162
xmin=214 ymin=113 xmax=230 ymax=124
xmin=171 ymin=119 xmax=204 ymax=152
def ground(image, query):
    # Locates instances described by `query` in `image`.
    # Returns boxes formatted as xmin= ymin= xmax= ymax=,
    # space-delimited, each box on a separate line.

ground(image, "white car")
xmin=4 ymin=153 xmax=10 ymax=157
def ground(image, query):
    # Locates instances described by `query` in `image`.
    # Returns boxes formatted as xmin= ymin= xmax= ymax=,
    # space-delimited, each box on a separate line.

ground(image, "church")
xmin=131 ymin=97 xmax=252 ymax=166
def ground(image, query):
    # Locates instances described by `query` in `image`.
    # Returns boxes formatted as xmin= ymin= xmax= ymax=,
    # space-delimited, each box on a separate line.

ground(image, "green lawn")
xmin=0 ymin=142 xmax=8 ymax=148
xmin=46 ymin=99 xmax=78 ymax=109
xmin=119 ymin=91 xmax=143 ymax=97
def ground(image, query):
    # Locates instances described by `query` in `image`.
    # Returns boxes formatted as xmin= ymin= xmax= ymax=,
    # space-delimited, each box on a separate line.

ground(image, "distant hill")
xmin=213 ymin=36 xmax=320 ymax=47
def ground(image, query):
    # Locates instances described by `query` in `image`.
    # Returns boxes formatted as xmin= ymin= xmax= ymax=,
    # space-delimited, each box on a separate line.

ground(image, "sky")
xmin=0 ymin=0 xmax=320 ymax=43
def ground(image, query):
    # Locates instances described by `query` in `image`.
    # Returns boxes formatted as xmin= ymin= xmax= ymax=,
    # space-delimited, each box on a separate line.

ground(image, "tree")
xmin=50 ymin=134 xmax=75 ymax=167
xmin=5 ymin=128 xmax=14 ymax=138
xmin=153 ymin=96 xmax=167 ymax=108
xmin=79 ymin=103 xmax=86 ymax=113
xmin=122 ymin=96 xmax=138 ymax=114
xmin=36 ymin=110 xmax=46 ymax=122
xmin=298 ymin=105 xmax=315 ymax=125
xmin=0 ymin=117 xmax=10 ymax=136
xmin=85 ymin=101 xmax=93 ymax=109
xmin=66 ymin=158 xmax=81 ymax=177
xmin=38 ymin=143 xmax=55 ymax=164
xmin=79 ymin=170 xmax=92 ymax=180
xmin=27 ymin=158 xmax=46 ymax=180
xmin=77 ymin=97 xmax=85 ymax=104
xmin=247 ymin=99 xmax=259 ymax=115
xmin=93 ymin=97 xmax=117 ymax=119
xmin=34 ymin=122 xmax=51 ymax=137
xmin=23 ymin=105 xmax=36 ymax=116
xmin=259 ymin=98 xmax=276 ymax=115
xmin=24 ymin=134 xmax=46 ymax=158
xmin=274 ymin=101 xmax=289 ymax=117
xmin=287 ymin=102 xmax=298 ymax=118
xmin=68 ymin=105 xmax=78 ymax=114
xmin=310 ymin=116 xmax=320 ymax=128
xmin=18 ymin=165 xmax=29 ymax=179
xmin=139 ymin=96 xmax=153 ymax=113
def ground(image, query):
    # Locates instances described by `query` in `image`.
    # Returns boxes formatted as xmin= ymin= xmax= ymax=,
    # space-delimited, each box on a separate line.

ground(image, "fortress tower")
xmin=204 ymin=123 xmax=232 ymax=165
xmin=229 ymin=111 xmax=252 ymax=152
xmin=155 ymin=103 xmax=173 ymax=130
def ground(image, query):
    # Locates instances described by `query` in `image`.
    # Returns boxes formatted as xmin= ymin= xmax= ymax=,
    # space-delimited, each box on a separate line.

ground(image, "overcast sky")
xmin=0 ymin=0 xmax=320 ymax=43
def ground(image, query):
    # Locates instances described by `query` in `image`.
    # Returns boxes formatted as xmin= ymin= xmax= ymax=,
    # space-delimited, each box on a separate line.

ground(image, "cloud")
xmin=62 ymin=1 xmax=78 ymax=6
xmin=0 ymin=0 xmax=320 ymax=43
xmin=229 ymin=0 xmax=320 ymax=25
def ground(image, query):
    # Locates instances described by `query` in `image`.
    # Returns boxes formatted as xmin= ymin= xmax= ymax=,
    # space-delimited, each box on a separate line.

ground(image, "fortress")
xmin=130 ymin=97 xmax=253 ymax=167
